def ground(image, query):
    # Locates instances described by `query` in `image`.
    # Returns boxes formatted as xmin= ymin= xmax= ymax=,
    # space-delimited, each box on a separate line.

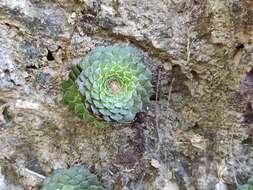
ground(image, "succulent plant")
xmin=42 ymin=166 xmax=105 ymax=190
xmin=62 ymin=76 xmax=106 ymax=128
xmin=237 ymin=176 xmax=253 ymax=190
xmin=63 ymin=44 xmax=153 ymax=126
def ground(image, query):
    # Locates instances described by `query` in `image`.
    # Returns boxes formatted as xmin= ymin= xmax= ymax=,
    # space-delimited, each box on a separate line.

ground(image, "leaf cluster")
xmin=42 ymin=166 xmax=105 ymax=190
xmin=62 ymin=71 xmax=108 ymax=128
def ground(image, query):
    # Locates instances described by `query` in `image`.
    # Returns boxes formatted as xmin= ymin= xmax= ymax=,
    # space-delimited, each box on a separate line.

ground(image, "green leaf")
xmin=83 ymin=112 xmax=95 ymax=123
xmin=61 ymin=185 xmax=75 ymax=190
xmin=63 ymin=90 xmax=76 ymax=104
xmin=237 ymin=184 xmax=250 ymax=190
xmin=71 ymin=65 xmax=82 ymax=78
xmin=74 ymin=104 xmax=85 ymax=116
xmin=94 ymin=121 xmax=108 ymax=128
xmin=62 ymin=80 xmax=75 ymax=90
xmin=248 ymin=176 xmax=253 ymax=185
xmin=123 ymin=112 xmax=134 ymax=122
xmin=109 ymin=113 xmax=123 ymax=121
xmin=98 ymin=108 xmax=111 ymax=116
xmin=71 ymin=95 xmax=83 ymax=105
xmin=93 ymin=99 xmax=104 ymax=109
xmin=88 ymin=185 xmax=105 ymax=190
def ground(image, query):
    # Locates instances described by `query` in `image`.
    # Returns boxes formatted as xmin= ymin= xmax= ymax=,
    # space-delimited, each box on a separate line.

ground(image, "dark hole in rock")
xmin=191 ymin=70 xmax=199 ymax=80
xmin=25 ymin=65 xmax=37 ymax=70
xmin=89 ymin=165 xmax=96 ymax=174
xmin=2 ymin=106 xmax=12 ymax=123
xmin=242 ymin=137 xmax=253 ymax=144
xmin=236 ymin=44 xmax=245 ymax=49
xmin=10 ymin=79 xmax=16 ymax=85
xmin=149 ymin=94 xmax=157 ymax=101
xmin=80 ymin=12 xmax=96 ymax=24
xmin=4 ymin=22 xmax=11 ymax=27
xmin=172 ymin=65 xmax=181 ymax=75
xmin=46 ymin=50 xmax=55 ymax=61
xmin=191 ymin=122 xmax=200 ymax=130
xmin=3 ymin=69 xmax=10 ymax=75
xmin=135 ymin=112 xmax=147 ymax=124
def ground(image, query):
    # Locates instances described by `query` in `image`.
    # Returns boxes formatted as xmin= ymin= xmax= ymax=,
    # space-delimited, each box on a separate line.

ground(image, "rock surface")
xmin=0 ymin=0 xmax=253 ymax=189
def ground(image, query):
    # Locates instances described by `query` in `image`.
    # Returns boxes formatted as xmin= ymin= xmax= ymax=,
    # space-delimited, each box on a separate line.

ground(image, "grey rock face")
xmin=0 ymin=25 xmax=26 ymax=88
xmin=0 ymin=0 xmax=253 ymax=190
xmin=95 ymin=0 xmax=191 ymax=58
xmin=0 ymin=172 xmax=22 ymax=190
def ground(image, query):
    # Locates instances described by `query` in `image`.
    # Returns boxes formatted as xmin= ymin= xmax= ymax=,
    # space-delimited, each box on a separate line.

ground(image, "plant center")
xmin=109 ymin=79 xmax=121 ymax=94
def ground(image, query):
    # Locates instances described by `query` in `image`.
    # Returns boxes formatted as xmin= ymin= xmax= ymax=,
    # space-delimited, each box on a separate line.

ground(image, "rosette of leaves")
xmin=62 ymin=72 xmax=107 ymax=128
xmin=237 ymin=176 xmax=253 ymax=190
xmin=63 ymin=44 xmax=153 ymax=126
xmin=42 ymin=166 xmax=105 ymax=190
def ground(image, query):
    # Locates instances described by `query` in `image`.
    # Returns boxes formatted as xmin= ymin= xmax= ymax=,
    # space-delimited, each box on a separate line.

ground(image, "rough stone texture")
xmin=0 ymin=0 xmax=253 ymax=190
xmin=0 ymin=172 xmax=21 ymax=190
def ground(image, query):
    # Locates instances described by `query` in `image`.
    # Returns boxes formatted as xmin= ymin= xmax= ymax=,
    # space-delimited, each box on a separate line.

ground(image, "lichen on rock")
xmin=0 ymin=0 xmax=253 ymax=189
